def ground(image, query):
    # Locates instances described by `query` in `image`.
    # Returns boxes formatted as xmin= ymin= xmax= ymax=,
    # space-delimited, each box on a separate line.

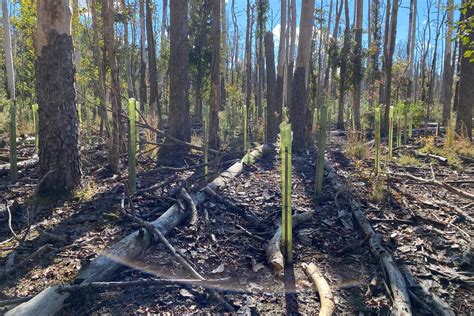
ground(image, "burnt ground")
xmin=0 ymin=130 xmax=472 ymax=315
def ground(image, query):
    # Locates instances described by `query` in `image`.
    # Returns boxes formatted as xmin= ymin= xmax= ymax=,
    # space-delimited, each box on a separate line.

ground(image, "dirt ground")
xmin=0 ymin=131 xmax=472 ymax=315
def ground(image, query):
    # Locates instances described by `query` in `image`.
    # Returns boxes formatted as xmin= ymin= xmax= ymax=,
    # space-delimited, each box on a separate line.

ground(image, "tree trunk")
xmin=456 ymin=0 xmax=473 ymax=141
xmin=90 ymin=0 xmax=108 ymax=135
xmin=121 ymin=0 xmax=134 ymax=98
xmin=382 ymin=0 xmax=398 ymax=134
xmin=158 ymin=0 xmax=168 ymax=116
xmin=103 ymin=0 xmax=121 ymax=173
xmin=352 ymin=0 xmax=363 ymax=130
xmin=139 ymin=0 xmax=147 ymax=113
xmin=287 ymin=0 xmax=297 ymax=103
xmin=289 ymin=0 xmax=315 ymax=152
xmin=276 ymin=0 xmax=287 ymax=121
xmin=209 ymin=0 xmax=221 ymax=150
xmin=2 ymin=0 xmax=17 ymax=182
xmin=146 ymin=0 xmax=161 ymax=125
xmin=441 ymin=0 xmax=454 ymax=126
xmin=36 ymin=0 xmax=81 ymax=193
xmin=337 ymin=0 xmax=350 ymax=130
xmin=265 ymin=31 xmax=278 ymax=142
xmin=161 ymin=0 xmax=191 ymax=156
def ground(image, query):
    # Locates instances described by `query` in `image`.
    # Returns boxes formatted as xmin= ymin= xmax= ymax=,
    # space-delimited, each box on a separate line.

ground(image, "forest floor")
xmin=0 ymin=128 xmax=472 ymax=315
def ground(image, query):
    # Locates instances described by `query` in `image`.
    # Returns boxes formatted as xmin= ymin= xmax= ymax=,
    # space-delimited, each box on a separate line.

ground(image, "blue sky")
xmin=225 ymin=0 xmax=462 ymax=57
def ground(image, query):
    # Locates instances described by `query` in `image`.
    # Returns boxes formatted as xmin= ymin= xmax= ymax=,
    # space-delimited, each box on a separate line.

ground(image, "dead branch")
xmin=133 ymin=175 xmax=177 ymax=196
xmin=203 ymin=187 xmax=260 ymax=223
xmin=266 ymin=212 xmax=314 ymax=275
xmin=179 ymin=188 xmax=198 ymax=225
xmin=0 ymin=156 xmax=39 ymax=177
xmin=302 ymin=262 xmax=335 ymax=316
xmin=387 ymin=171 xmax=474 ymax=201
xmin=121 ymin=192 xmax=234 ymax=312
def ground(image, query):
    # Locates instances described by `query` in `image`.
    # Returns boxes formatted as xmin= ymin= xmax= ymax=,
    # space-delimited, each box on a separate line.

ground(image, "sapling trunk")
xmin=316 ymin=105 xmax=328 ymax=196
xmin=32 ymin=103 xmax=39 ymax=152
xmin=10 ymin=100 xmax=17 ymax=182
xmin=280 ymin=122 xmax=292 ymax=264
xmin=388 ymin=106 xmax=394 ymax=160
xmin=404 ymin=110 xmax=408 ymax=144
xmin=375 ymin=107 xmax=381 ymax=175
xmin=203 ymin=104 xmax=209 ymax=179
xmin=128 ymin=98 xmax=137 ymax=194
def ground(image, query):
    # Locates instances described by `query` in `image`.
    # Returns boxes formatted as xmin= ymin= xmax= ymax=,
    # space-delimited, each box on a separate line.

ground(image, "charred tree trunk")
xmin=209 ymin=0 xmax=221 ymax=150
xmin=441 ymin=0 xmax=454 ymax=126
xmin=139 ymin=0 xmax=147 ymax=113
xmin=337 ymin=0 xmax=350 ymax=130
xmin=264 ymin=31 xmax=278 ymax=142
xmin=36 ymin=0 xmax=81 ymax=193
xmin=456 ymin=0 xmax=473 ymax=141
xmin=276 ymin=0 xmax=287 ymax=121
xmin=352 ymin=0 xmax=363 ymax=130
xmin=161 ymin=0 xmax=191 ymax=156
xmin=146 ymin=0 xmax=161 ymax=125
xmin=289 ymin=0 xmax=315 ymax=152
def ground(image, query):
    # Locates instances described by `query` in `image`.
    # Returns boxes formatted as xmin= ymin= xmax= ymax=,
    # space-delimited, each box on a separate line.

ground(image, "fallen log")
xmin=324 ymin=159 xmax=412 ymax=316
xmin=387 ymin=171 xmax=474 ymax=201
xmin=6 ymin=145 xmax=269 ymax=316
xmin=302 ymin=262 xmax=335 ymax=316
xmin=412 ymin=150 xmax=448 ymax=164
xmin=266 ymin=212 xmax=313 ymax=275
xmin=0 ymin=156 xmax=38 ymax=177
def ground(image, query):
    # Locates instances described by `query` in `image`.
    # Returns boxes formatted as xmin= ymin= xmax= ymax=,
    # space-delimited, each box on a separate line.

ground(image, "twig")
xmin=57 ymin=277 xmax=229 ymax=293
xmin=235 ymin=224 xmax=266 ymax=242
xmin=387 ymin=171 xmax=474 ymax=201
xmin=122 ymin=191 xmax=234 ymax=312
xmin=133 ymin=175 xmax=177 ymax=196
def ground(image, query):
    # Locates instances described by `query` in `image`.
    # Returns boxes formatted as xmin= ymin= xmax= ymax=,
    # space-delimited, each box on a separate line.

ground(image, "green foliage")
xmin=457 ymin=1 xmax=474 ymax=62
xmin=11 ymin=0 xmax=36 ymax=107
xmin=370 ymin=177 xmax=386 ymax=203
xmin=345 ymin=130 xmax=368 ymax=160
xmin=397 ymin=155 xmax=420 ymax=166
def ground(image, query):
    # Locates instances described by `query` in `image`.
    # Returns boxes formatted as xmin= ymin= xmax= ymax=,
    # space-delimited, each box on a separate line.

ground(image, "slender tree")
xmin=289 ymin=0 xmax=315 ymax=152
xmin=337 ymin=0 xmax=350 ymax=129
xmin=139 ymin=0 xmax=147 ymax=112
xmin=352 ymin=0 xmax=363 ymax=130
xmin=209 ymin=0 xmax=221 ymax=149
xmin=36 ymin=0 xmax=81 ymax=193
xmin=103 ymin=0 xmax=121 ymax=172
xmin=2 ymin=0 xmax=17 ymax=181
xmin=146 ymin=0 xmax=161 ymax=124
xmin=441 ymin=0 xmax=454 ymax=125
xmin=276 ymin=0 xmax=287 ymax=120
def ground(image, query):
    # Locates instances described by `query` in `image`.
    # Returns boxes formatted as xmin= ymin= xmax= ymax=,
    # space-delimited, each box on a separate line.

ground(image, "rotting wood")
xmin=324 ymin=159 xmax=412 ymax=315
xmin=266 ymin=212 xmax=313 ymax=275
xmin=387 ymin=171 xmax=474 ymax=201
xmin=302 ymin=262 xmax=335 ymax=316
xmin=0 ymin=156 xmax=38 ymax=177
xmin=5 ymin=145 xmax=268 ymax=316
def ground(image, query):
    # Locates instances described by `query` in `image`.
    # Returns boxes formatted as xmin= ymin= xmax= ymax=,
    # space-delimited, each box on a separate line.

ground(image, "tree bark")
xmin=139 ymin=0 xmax=147 ymax=113
xmin=275 ymin=0 xmax=287 ymax=122
xmin=352 ymin=0 xmax=363 ymax=130
xmin=441 ymin=0 xmax=454 ymax=125
xmin=456 ymin=0 xmax=473 ymax=141
xmin=264 ymin=32 xmax=278 ymax=142
xmin=146 ymin=0 xmax=161 ymax=124
xmin=289 ymin=0 xmax=315 ymax=152
xmin=209 ymin=0 xmax=221 ymax=150
xmin=36 ymin=0 xmax=81 ymax=193
xmin=337 ymin=0 xmax=350 ymax=130
xmin=103 ymin=0 xmax=121 ymax=173
xmin=161 ymin=0 xmax=191 ymax=156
